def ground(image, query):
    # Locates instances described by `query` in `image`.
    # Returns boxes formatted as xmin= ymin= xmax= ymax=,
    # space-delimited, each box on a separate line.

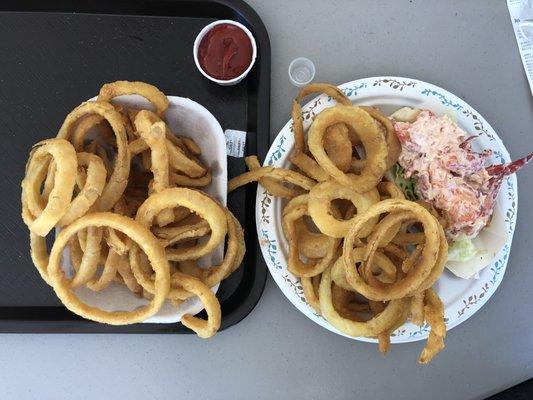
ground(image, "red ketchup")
xmin=198 ymin=23 xmax=253 ymax=80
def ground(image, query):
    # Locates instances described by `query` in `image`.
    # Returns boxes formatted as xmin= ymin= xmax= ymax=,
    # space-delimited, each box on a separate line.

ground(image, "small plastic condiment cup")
xmin=288 ymin=57 xmax=315 ymax=87
xmin=193 ymin=20 xmax=257 ymax=86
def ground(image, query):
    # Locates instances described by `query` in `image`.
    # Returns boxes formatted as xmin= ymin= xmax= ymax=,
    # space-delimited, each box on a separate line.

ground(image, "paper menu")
xmin=508 ymin=0 xmax=533 ymax=95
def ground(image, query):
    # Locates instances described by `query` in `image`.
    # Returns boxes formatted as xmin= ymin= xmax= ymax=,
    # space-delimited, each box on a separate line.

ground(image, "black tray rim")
xmin=0 ymin=0 xmax=270 ymax=333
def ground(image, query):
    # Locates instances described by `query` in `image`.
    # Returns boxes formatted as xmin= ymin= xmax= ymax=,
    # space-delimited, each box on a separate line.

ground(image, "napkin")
xmin=508 ymin=0 xmax=533 ymax=95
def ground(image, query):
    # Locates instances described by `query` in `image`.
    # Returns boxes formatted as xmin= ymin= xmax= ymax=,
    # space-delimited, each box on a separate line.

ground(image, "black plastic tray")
xmin=0 ymin=0 xmax=270 ymax=332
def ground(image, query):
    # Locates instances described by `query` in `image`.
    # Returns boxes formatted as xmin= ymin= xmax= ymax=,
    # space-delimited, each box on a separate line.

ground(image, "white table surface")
xmin=1 ymin=1 xmax=532 ymax=399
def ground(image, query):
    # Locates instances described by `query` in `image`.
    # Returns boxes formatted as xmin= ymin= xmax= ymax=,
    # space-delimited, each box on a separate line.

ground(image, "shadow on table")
xmin=486 ymin=378 xmax=533 ymax=400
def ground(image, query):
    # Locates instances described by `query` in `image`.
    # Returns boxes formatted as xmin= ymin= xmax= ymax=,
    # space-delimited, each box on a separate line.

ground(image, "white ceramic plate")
xmin=256 ymin=77 xmax=518 ymax=343
xmin=62 ymin=94 xmax=226 ymax=324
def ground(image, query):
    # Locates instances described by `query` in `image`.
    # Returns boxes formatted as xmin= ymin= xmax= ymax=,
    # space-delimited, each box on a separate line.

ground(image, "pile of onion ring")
xmin=229 ymin=83 xmax=448 ymax=363
xmin=21 ymin=80 xmax=245 ymax=338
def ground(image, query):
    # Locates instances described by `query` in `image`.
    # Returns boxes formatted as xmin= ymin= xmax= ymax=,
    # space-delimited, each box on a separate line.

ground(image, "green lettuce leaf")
xmin=390 ymin=164 xmax=418 ymax=201
xmin=448 ymin=235 xmax=485 ymax=262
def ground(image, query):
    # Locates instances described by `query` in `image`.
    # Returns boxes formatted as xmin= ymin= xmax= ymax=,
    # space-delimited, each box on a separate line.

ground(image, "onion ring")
xmin=415 ymin=199 xmax=449 ymax=230
xmin=401 ymin=245 xmax=423 ymax=273
xmin=291 ymin=83 xmax=351 ymax=154
xmin=57 ymin=152 xmax=107 ymax=227
xmin=21 ymin=139 xmax=77 ymax=236
xmin=301 ymin=276 xmax=321 ymax=314
xmin=289 ymin=152 xmax=329 ymax=181
xmin=29 ymin=231 xmax=53 ymax=285
xmin=88 ymin=140 xmax=111 ymax=173
xmin=331 ymin=284 xmax=366 ymax=322
xmin=228 ymin=166 xmax=315 ymax=193
xmin=71 ymin=115 xmax=116 ymax=151
xmin=135 ymin=188 xmax=227 ymax=262
xmin=377 ymin=304 xmax=410 ymax=355
xmin=138 ymin=120 xmax=174 ymax=226
xmin=47 ymin=212 xmax=170 ymax=324
xmin=308 ymin=180 xmax=376 ymax=238
xmin=308 ymin=105 xmax=388 ymax=192
xmin=153 ymin=220 xmax=211 ymax=248
xmin=319 ymin=265 xmax=409 ymax=338
xmin=377 ymin=181 xmax=405 ymax=200
xmin=133 ymin=203 xmax=244 ymax=300
xmin=282 ymin=201 xmax=340 ymax=277
xmin=177 ymin=259 xmax=207 ymax=280
xmin=57 ymin=100 xmax=130 ymax=211
xmin=133 ymin=110 xmax=206 ymax=178
xmin=69 ymin=226 xmax=104 ymax=288
xmin=350 ymin=158 xmax=366 ymax=174
xmin=296 ymin=220 xmax=333 ymax=259
xmin=180 ymin=136 xmax=202 ymax=155
xmin=366 ymin=211 xmax=415 ymax=249
xmin=332 ymin=249 xmax=397 ymax=291
xmin=171 ymin=272 xmax=221 ymax=338
xmin=169 ymin=169 xmax=212 ymax=187
xmin=98 ymin=81 xmax=169 ymax=117
xmin=371 ymin=182 xmax=406 ymax=245
xmin=40 ymin=160 xmax=57 ymax=204
xmin=392 ymin=232 xmax=425 ymax=246
xmin=417 ymin=221 xmax=448 ymax=292
xmin=410 ymin=291 xmax=425 ymax=326
xmin=419 ymin=288 xmax=446 ymax=364
xmin=245 ymin=156 xmax=298 ymax=198
xmin=116 ymin=254 xmax=142 ymax=295
xmin=378 ymin=333 xmax=391 ymax=355
xmin=199 ymin=210 xmax=245 ymax=289
xmin=86 ymin=248 xmax=120 ymax=292
xmin=360 ymin=106 xmax=401 ymax=169
xmin=343 ymin=199 xmax=442 ymax=301
xmin=104 ymin=227 xmax=129 ymax=256
xmin=383 ymin=243 xmax=409 ymax=263
xmin=324 ymin=123 xmax=352 ymax=172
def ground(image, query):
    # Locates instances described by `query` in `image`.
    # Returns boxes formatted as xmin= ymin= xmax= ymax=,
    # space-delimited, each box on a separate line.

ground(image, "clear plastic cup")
xmin=288 ymin=57 xmax=315 ymax=87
